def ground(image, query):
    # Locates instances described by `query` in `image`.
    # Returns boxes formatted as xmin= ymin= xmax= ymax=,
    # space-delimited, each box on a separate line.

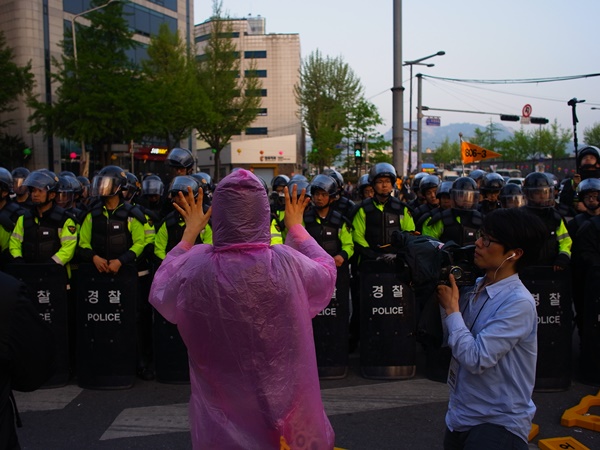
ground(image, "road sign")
xmin=522 ymin=104 xmax=532 ymax=118
xmin=521 ymin=116 xmax=531 ymax=125
xmin=425 ymin=116 xmax=441 ymax=126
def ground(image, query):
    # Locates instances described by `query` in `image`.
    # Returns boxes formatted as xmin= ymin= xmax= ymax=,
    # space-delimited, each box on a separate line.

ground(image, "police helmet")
xmin=91 ymin=165 xmax=128 ymax=197
xmin=436 ymin=181 xmax=453 ymax=198
xmin=480 ymin=172 xmax=506 ymax=193
xmin=577 ymin=146 xmax=600 ymax=168
xmin=77 ymin=175 xmax=90 ymax=188
xmin=57 ymin=175 xmax=75 ymax=193
xmin=56 ymin=175 xmax=76 ymax=207
xmin=12 ymin=167 xmax=30 ymax=195
xmin=322 ymin=169 xmax=343 ymax=192
xmin=271 ymin=175 xmax=290 ymax=190
xmin=368 ymin=163 xmax=397 ymax=185
xmin=255 ymin=176 xmax=269 ymax=194
xmin=468 ymin=169 xmax=486 ymax=183
xmin=450 ymin=176 xmax=479 ymax=210
xmin=142 ymin=175 xmax=164 ymax=196
xmin=166 ymin=147 xmax=194 ymax=169
xmin=411 ymin=172 xmax=427 ymax=191
xmin=169 ymin=176 xmax=200 ymax=199
xmin=0 ymin=167 xmax=13 ymax=193
xmin=290 ymin=174 xmax=308 ymax=183
xmin=287 ymin=179 xmax=311 ymax=198
xmin=577 ymin=178 xmax=600 ymax=198
xmin=310 ymin=174 xmax=338 ymax=197
xmin=190 ymin=172 xmax=213 ymax=195
xmin=523 ymin=172 xmax=554 ymax=208
xmin=499 ymin=183 xmax=525 ymax=209
xmin=23 ymin=170 xmax=59 ymax=192
xmin=357 ymin=174 xmax=371 ymax=198
xmin=59 ymin=170 xmax=77 ymax=178
xmin=419 ymin=174 xmax=441 ymax=194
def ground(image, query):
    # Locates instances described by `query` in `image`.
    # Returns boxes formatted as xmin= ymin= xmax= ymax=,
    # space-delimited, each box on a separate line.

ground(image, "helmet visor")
xmin=524 ymin=186 xmax=554 ymax=207
xmin=500 ymin=195 xmax=526 ymax=209
xmin=91 ymin=176 xmax=120 ymax=197
xmin=142 ymin=179 xmax=164 ymax=196
xmin=451 ymin=190 xmax=479 ymax=210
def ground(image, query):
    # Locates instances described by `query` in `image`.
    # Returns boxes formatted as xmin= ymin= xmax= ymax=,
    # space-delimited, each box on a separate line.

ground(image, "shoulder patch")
xmin=68 ymin=225 xmax=77 ymax=234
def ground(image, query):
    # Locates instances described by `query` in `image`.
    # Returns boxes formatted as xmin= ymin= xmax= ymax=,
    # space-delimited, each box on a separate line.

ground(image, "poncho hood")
xmin=211 ymin=169 xmax=271 ymax=249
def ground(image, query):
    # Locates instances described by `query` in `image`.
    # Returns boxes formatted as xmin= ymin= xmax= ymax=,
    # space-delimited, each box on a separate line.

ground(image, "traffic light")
xmin=500 ymin=115 xmax=520 ymax=122
xmin=354 ymin=142 xmax=363 ymax=165
xmin=530 ymin=117 xmax=549 ymax=125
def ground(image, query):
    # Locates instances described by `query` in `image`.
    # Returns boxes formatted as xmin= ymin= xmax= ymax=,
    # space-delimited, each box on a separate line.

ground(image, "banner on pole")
xmin=461 ymin=141 xmax=502 ymax=163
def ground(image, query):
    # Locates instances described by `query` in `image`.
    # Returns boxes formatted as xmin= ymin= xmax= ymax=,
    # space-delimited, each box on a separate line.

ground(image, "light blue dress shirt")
xmin=444 ymin=273 xmax=537 ymax=443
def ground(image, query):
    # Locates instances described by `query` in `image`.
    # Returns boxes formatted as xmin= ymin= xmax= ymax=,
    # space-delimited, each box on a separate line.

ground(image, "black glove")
xmin=553 ymin=253 xmax=570 ymax=269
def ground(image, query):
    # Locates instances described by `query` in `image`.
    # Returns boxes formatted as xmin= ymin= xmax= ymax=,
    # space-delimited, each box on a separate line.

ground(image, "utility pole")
xmin=392 ymin=0 xmax=404 ymax=177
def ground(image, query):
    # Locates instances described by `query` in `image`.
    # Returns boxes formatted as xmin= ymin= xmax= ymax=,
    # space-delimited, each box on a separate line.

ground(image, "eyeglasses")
xmin=476 ymin=230 xmax=502 ymax=248
xmin=583 ymin=193 xmax=599 ymax=201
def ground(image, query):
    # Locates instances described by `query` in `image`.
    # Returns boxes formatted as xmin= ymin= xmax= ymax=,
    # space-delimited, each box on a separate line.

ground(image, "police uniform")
xmin=421 ymin=208 xmax=483 ymax=245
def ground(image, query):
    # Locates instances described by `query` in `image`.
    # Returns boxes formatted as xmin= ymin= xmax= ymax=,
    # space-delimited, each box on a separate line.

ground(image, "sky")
xmin=194 ymin=0 xmax=600 ymax=141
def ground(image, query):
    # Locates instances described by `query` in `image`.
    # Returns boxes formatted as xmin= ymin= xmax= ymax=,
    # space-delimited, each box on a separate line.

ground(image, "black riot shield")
xmin=5 ymin=263 xmax=70 ymax=388
xmin=153 ymin=308 xmax=190 ymax=384
xmin=312 ymin=263 xmax=350 ymax=379
xmin=521 ymin=266 xmax=573 ymax=392
xmin=581 ymin=268 xmax=600 ymax=385
xmin=76 ymin=263 xmax=137 ymax=389
xmin=359 ymin=260 xmax=416 ymax=379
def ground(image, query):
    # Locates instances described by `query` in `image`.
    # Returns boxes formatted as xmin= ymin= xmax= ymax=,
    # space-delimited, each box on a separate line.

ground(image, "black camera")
xmin=438 ymin=243 xmax=480 ymax=286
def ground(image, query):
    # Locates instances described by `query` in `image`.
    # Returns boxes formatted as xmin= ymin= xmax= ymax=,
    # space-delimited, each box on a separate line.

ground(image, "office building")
xmin=194 ymin=16 xmax=303 ymax=184
xmin=0 ymin=0 xmax=193 ymax=172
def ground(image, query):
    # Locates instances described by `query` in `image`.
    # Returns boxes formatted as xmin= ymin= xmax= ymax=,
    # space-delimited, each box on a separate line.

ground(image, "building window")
xmin=245 ymin=69 xmax=267 ymax=78
xmin=246 ymin=127 xmax=268 ymax=135
xmin=257 ymin=108 xmax=268 ymax=116
xmin=244 ymin=50 xmax=267 ymax=59
xmin=245 ymin=89 xmax=267 ymax=97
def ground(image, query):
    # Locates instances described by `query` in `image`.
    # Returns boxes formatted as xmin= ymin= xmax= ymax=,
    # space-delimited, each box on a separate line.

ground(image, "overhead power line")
xmin=421 ymin=73 xmax=600 ymax=84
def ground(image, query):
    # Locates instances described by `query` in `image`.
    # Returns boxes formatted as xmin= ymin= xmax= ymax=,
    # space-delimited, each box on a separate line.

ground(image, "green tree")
xmin=194 ymin=1 xmax=262 ymax=181
xmin=142 ymin=23 xmax=204 ymax=148
xmin=29 ymin=0 xmax=143 ymax=174
xmin=0 ymin=31 xmax=34 ymax=131
xmin=295 ymin=50 xmax=362 ymax=170
xmin=432 ymin=137 xmax=461 ymax=166
xmin=584 ymin=123 xmax=600 ymax=148
xmin=504 ymin=121 xmax=570 ymax=160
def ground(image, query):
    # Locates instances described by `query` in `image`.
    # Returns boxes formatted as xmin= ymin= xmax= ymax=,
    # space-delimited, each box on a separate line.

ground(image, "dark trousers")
xmin=444 ymin=424 xmax=528 ymax=450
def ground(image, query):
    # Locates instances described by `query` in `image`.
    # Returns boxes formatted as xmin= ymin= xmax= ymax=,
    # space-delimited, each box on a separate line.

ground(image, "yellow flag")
xmin=461 ymin=141 xmax=502 ymax=163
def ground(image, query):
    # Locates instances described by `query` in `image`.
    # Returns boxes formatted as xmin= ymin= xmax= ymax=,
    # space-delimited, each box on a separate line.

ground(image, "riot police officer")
xmin=9 ymin=170 xmax=77 ymax=268
xmin=305 ymin=174 xmax=353 ymax=377
xmin=352 ymin=163 xmax=415 ymax=262
xmin=11 ymin=167 xmax=32 ymax=209
xmin=421 ymin=177 xmax=483 ymax=245
xmin=412 ymin=174 xmax=440 ymax=225
xmin=322 ymin=169 xmax=355 ymax=223
xmin=499 ymin=183 xmax=526 ymax=209
xmin=0 ymin=168 xmax=26 ymax=268
xmin=407 ymin=172 xmax=428 ymax=210
xmin=522 ymin=172 xmax=571 ymax=271
xmin=478 ymin=172 xmax=505 ymax=216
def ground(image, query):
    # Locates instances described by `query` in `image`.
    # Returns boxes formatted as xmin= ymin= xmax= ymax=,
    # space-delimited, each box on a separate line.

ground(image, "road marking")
xmin=100 ymin=404 xmax=189 ymax=440
xmin=13 ymin=385 xmax=83 ymax=412
xmin=322 ymin=379 xmax=449 ymax=416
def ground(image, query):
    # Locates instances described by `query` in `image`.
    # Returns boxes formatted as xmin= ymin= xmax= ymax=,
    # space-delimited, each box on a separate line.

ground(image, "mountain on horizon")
xmin=383 ymin=122 xmax=515 ymax=151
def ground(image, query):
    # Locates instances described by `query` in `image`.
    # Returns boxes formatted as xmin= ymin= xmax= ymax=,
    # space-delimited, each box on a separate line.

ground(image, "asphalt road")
xmin=14 ymin=343 xmax=600 ymax=450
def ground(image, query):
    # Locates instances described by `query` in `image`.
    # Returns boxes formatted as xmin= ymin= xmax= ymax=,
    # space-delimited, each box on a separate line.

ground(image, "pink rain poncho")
xmin=150 ymin=169 xmax=337 ymax=449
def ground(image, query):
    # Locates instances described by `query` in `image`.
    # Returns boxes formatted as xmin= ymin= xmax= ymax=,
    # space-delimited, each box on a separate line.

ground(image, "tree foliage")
xmin=584 ymin=123 xmax=600 ymax=148
xmin=345 ymin=98 xmax=389 ymax=151
xmin=142 ymin=23 xmax=204 ymax=148
xmin=432 ymin=137 xmax=461 ymax=166
xmin=194 ymin=1 xmax=262 ymax=180
xmin=0 ymin=30 xmax=34 ymax=130
xmin=28 ymin=0 xmax=143 ymax=169
xmin=295 ymin=50 xmax=362 ymax=170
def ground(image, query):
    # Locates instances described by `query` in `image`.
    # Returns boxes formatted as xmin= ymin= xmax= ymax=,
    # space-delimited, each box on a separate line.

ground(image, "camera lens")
xmin=450 ymin=266 xmax=463 ymax=280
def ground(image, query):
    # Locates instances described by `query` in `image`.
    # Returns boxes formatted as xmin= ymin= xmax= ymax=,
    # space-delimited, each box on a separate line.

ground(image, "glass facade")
xmin=63 ymin=0 xmax=177 ymax=14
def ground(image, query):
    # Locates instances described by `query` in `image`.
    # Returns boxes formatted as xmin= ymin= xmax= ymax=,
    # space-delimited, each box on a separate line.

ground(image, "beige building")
xmin=0 ymin=0 xmax=193 ymax=173
xmin=194 ymin=17 xmax=303 ymax=185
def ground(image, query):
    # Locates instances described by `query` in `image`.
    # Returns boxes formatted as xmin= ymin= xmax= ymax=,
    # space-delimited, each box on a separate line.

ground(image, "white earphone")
xmin=506 ymin=252 xmax=516 ymax=260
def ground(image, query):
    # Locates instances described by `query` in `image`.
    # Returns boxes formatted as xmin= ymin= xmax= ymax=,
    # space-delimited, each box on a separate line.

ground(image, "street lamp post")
xmin=71 ymin=0 xmax=119 ymax=177
xmin=403 ymin=51 xmax=444 ymax=175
